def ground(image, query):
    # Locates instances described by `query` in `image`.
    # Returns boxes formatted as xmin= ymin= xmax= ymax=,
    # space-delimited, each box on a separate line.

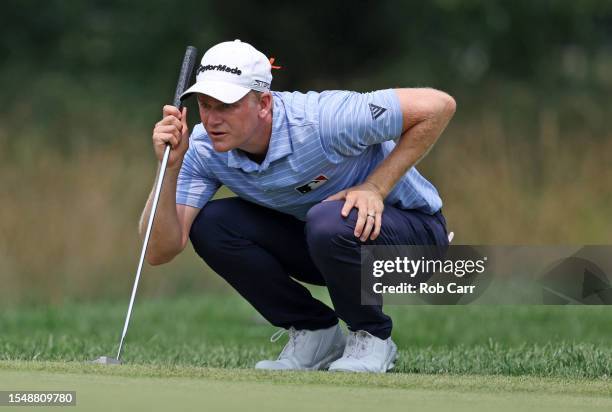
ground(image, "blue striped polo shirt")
xmin=176 ymin=89 xmax=443 ymax=220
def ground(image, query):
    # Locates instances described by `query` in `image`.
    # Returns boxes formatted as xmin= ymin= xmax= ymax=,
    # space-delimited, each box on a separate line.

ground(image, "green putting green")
xmin=0 ymin=362 xmax=610 ymax=412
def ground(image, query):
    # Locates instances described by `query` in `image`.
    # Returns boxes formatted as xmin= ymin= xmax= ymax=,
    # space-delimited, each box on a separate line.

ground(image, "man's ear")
xmin=259 ymin=92 xmax=272 ymax=117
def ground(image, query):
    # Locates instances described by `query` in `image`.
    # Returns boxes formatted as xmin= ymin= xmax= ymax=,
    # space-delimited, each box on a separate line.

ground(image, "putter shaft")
xmin=113 ymin=45 xmax=197 ymax=362
xmin=117 ymin=144 xmax=171 ymax=360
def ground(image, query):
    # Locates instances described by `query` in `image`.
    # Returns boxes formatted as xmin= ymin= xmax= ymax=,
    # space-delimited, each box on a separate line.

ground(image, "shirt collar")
xmin=227 ymin=94 xmax=293 ymax=173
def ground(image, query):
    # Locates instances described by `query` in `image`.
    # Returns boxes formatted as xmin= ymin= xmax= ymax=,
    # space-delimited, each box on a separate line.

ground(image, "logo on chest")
xmin=295 ymin=175 xmax=329 ymax=194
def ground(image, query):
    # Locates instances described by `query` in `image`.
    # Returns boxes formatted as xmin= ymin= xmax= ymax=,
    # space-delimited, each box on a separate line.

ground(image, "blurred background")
xmin=1 ymin=0 xmax=611 ymax=306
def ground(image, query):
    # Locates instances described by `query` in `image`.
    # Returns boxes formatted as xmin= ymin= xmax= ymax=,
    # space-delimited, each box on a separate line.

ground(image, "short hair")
xmin=249 ymin=90 xmax=263 ymax=100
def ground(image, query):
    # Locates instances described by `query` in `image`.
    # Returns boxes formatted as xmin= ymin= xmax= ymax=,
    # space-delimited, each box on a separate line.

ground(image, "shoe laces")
xmin=343 ymin=330 xmax=374 ymax=358
xmin=269 ymin=327 xmax=307 ymax=359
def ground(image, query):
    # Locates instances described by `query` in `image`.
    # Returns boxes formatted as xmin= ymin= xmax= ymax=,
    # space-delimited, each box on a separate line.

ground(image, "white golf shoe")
xmin=255 ymin=324 xmax=346 ymax=370
xmin=328 ymin=330 xmax=397 ymax=373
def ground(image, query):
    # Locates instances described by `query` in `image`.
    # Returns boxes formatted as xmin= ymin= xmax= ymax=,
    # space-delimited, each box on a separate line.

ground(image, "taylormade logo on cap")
xmin=197 ymin=64 xmax=243 ymax=76
xmin=180 ymin=39 xmax=273 ymax=104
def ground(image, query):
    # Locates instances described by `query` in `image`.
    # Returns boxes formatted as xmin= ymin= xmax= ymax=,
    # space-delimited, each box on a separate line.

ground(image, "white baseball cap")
xmin=180 ymin=39 xmax=273 ymax=104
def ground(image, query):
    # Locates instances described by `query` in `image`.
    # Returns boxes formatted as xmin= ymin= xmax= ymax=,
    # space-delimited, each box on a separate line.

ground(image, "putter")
xmin=92 ymin=45 xmax=198 ymax=365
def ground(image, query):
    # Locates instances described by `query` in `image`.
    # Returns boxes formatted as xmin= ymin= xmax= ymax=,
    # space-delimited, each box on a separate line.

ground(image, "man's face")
xmin=197 ymin=92 xmax=261 ymax=152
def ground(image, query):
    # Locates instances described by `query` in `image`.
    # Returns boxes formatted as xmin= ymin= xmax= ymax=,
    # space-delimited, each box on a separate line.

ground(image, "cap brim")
xmin=180 ymin=80 xmax=250 ymax=104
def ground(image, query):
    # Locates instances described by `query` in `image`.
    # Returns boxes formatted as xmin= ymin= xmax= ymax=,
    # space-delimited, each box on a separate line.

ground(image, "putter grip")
xmin=172 ymin=45 xmax=198 ymax=109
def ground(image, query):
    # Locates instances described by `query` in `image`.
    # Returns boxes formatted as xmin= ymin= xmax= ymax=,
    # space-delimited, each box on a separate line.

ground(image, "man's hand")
xmin=324 ymin=182 xmax=384 ymax=241
xmin=152 ymin=105 xmax=190 ymax=170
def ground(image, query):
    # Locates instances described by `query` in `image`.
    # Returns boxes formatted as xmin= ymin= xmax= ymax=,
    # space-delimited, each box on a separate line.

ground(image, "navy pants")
xmin=189 ymin=197 xmax=449 ymax=339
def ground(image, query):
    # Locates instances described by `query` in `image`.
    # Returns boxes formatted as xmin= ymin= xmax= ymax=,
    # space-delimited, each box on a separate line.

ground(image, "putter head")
xmin=91 ymin=356 xmax=122 ymax=365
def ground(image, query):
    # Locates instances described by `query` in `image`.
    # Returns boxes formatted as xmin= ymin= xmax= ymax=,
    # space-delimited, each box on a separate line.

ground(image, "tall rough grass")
xmin=424 ymin=108 xmax=612 ymax=244
xmin=1 ymin=100 xmax=611 ymax=305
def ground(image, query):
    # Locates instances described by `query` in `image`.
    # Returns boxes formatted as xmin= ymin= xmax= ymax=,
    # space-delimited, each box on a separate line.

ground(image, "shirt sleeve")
xmin=318 ymin=89 xmax=403 ymax=161
xmin=176 ymin=142 xmax=221 ymax=209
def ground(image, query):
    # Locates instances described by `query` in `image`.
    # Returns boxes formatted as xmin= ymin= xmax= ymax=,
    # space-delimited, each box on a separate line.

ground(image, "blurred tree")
xmin=1 ymin=0 xmax=611 ymax=146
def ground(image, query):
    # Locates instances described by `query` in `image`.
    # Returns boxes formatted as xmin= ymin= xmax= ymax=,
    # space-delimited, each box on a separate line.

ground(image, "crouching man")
xmin=142 ymin=40 xmax=455 ymax=373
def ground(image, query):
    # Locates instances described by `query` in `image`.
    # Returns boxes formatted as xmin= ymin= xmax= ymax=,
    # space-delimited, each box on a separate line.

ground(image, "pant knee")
xmin=189 ymin=199 xmax=238 ymax=259
xmin=305 ymin=201 xmax=357 ymax=256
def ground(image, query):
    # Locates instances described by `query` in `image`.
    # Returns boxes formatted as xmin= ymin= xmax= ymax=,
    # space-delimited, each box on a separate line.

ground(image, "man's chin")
xmin=211 ymin=141 xmax=232 ymax=153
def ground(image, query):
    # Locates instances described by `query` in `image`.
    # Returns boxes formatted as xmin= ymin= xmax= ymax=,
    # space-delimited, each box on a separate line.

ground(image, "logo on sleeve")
xmin=295 ymin=175 xmax=329 ymax=194
xmin=368 ymin=103 xmax=387 ymax=120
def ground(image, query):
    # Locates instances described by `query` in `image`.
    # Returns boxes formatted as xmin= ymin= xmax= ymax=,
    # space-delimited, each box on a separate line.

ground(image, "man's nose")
xmin=206 ymin=110 xmax=223 ymax=126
